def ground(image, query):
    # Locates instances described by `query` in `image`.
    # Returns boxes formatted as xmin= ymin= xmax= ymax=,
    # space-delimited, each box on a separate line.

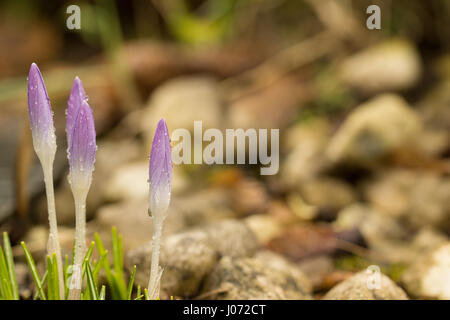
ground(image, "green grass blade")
xmin=1 ymin=278 xmax=12 ymax=300
xmin=2 ymin=233 xmax=19 ymax=299
xmin=134 ymin=285 xmax=143 ymax=300
xmin=94 ymin=232 xmax=123 ymax=299
xmin=33 ymin=270 xmax=47 ymax=300
xmin=127 ymin=265 xmax=136 ymax=300
xmin=99 ymin=285 xmax=106 ymax=300
xmin=82 ymin=242 xmax=96 ymax=276
xmin=111 ymin=227 xmax=127 ymax=299
xmin=0 ymin=247 xmax=13 ymax=299
xmin=52 ymin=254 xmax=60 ymax=300
xmin=46 ymin=255 xmax=54 ymax=300
xmin=64 ymin=254 xmax=69 ymax=299
xmin=21 ymin=242 xmax=46 ymax=300
xmin=85 ymin=261 xmax=98 ymax=300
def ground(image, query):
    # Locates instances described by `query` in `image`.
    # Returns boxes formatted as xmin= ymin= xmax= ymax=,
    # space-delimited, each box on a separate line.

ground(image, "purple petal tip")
xmin=27 ymin=63 xmax=55 ymax=156
xmin=69 ymin=100 xmax=96 ymax=180
xmin=149 ymin=118 xmax=172 ymax=215
xmin=67 ymin=76 xmax=87 ymax=147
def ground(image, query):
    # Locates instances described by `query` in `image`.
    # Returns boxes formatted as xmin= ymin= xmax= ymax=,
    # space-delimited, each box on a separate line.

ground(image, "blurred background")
xmin=0 ymin=0 xmax=449 ymax=299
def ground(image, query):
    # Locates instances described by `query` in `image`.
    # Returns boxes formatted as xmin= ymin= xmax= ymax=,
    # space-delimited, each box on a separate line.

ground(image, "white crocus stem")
xmin=42 ymin=162 xmax=65 ymax=299
xmin=68 ymin=187 xmax=88 ymax=300
xmin=148 ymin=212 xmax=165 ymax=300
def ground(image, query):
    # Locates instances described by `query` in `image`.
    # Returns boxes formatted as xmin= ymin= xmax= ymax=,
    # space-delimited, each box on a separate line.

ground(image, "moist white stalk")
xmin=68 ymin=189 xmax=87 ymax=300
xmin=148 ymin=213 xmax=164 ymax=300
xmin=42 ymin=163 xmax=65 ymax=299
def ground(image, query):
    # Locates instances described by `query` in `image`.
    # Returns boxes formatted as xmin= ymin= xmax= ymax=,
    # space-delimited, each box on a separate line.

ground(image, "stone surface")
xmin=402 ymin=242 xmax=450 ymax=299
xmin=96 ymin=198 xmax=186 ymax=252
xmin=299 ymin=177 xmax=356 ymax=213
xmin=254 ymin=250 xmax=312 ymax=293
xmin=172 ymin=188 xmax=237 ymax=227
xmin=140 ymin=76 xmax=223 ymax=150
xmin=104 ymin=161 xmax=149 ymax=201
xmin=198 ymin=219 xmax=260 ymax=258
xmin=230 ymin=177 xmax=269 ymax=216
xmin=326 ymin=94 xmax=422 ymax=164
xmin=245 ymin=214 xmax=283 ymax=245
xmin=365 ymin=169 xmax=450 ymax=231
xmin=127 ymin=230 xmax=219 ymax=298
xmin=200 ymin=255 xmax=312 ymax=299
xmin=281 ymin=119 xmax=332 ymax=187
xmin=297 ymin=255 xmax=335 ymax=290
xmin=227 ymin=76 xmax=305 ymax=130
xmin=126 ymin=219 xmax=258 ymax=298
xmin=323 ymin=270 xmax=409 ymax=300
xmin=339 ymin=39 xmax=421 ymax=93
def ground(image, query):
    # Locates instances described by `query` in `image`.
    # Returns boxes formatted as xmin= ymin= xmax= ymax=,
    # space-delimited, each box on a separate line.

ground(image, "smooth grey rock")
xmin=323 ymin=270 xmax=408 ymax=300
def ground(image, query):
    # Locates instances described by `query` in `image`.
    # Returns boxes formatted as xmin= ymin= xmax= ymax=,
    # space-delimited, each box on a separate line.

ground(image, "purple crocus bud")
xmin=68 ymin=100 xmax=96 ymax=194
xmin=27 ymin=63 xmax=56 ymax=164
xmin=149 ymin=118 xmax=172 ymax=217
xmin=66 ymin=77 xmax=86 ymax=147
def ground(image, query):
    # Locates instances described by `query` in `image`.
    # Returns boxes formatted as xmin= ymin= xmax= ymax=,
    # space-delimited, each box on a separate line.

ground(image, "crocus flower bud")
xmin=27 ymin=63 xmax=56 ymax=165
xmin=66 ymin=77 xmax=86 ymax=148
xmin=148 ymin=118 xmax=172 ymax=218
xmin=68 ymin=100 xmax=96 ymax=196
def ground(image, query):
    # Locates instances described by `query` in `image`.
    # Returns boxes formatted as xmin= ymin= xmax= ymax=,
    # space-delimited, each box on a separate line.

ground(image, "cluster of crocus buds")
xmin=27 ymin=63 xmax=96 ymax=300
xmin=27 ymin=63 xmax=172 ymax=300
xmin=147 ymin=118 xmax=172 ymax=299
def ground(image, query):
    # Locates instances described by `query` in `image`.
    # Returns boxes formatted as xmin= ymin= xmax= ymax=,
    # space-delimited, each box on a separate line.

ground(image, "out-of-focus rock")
xmin=104 ymin=162 xmax=148 ymax=201
xmin=297 ymin=255 xmax=335 ymax=290
xmin=286 ymin=193 xmax=318 ymax=221
xmin=342 ymin=201 xmax=448 ymax=265
xmin=418 ymin=80 xmax=450 ymax=132
xmin=127 ymin=219 xmax=258 ymax=297
xmin=198 ymin=219 xmax=259 ymax=258
xmin=323 ymin=270 xmax=409 ymax=300
xmin=365 ymin=169 xmax=450 ymax=231
xmin=105 ymin=161 xmax=189 ymax=202
xmin=18 ymin=226 xmax=48 ymax=258
xmin=358 ymin=207 xmax=414 ymax=263
xmin=299 ymin=177 xmax=356 ymax=215
xmin=254 ymin=250 xmax=312 ymax=293
xmin=227 ymin=76 xmax=305 ymax=130
xmin=12 ymin=226 xmax=74 ymax=261
xmin=245 ymin=214 xmax=283 ymax=245
xmin=96 ymin=198 xmax=185 ymax=252
xmin=231 ymin=177 xmax=269 ymax=216
xmin=326 ymin=94 xmax=422 ymax=164
xmin=410 ymin=228 xmax=448 ymax=254
xmin=15 ymin=262 xmax=33 ymax=299
xmin=99 ymin=187 xmax=236 ymax=251
xmin=402 ymin=242 xmax=450 ymax=299
xmin=140 ymin=76 xmax=223 ymax=149
xmin=127 ymin=230 xmax=219 ymax=298
xmin=173 ymin=188 xmax=236 ymax=227
xmin=200 ymin=255 xmax=312 ymax=299
xmin=281 ymin=119 xmax=332 ymax=187
xmin=333 ymin=203 xmax=370 ymax=231
xmin=339 ymin=39 xmax=421 ymax=93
